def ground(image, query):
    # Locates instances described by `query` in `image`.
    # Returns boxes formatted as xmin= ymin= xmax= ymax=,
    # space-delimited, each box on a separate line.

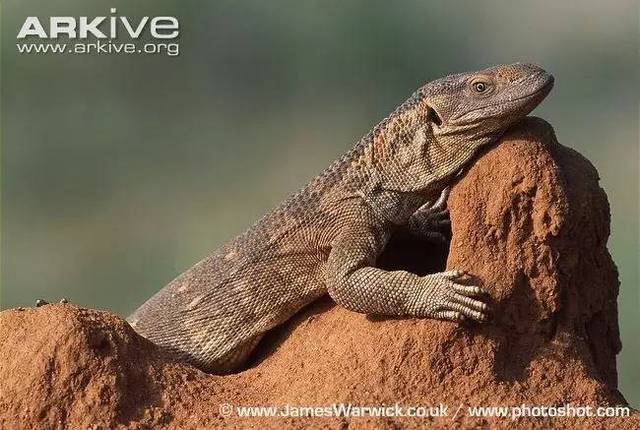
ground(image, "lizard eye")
xmin=473 ymin=82 xmax=487 ymax=93
xmin=469 ymin=76 xmax=493 ymax=96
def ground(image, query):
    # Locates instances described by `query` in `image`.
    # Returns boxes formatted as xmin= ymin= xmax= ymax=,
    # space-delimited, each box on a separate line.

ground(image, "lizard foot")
xmin=414 ymin=269 xmax=490 ymax=322
xmin=408 ymin=187 xmax=451 ymax=243
xmin=35 ymin=298 xmax=69 ymax=307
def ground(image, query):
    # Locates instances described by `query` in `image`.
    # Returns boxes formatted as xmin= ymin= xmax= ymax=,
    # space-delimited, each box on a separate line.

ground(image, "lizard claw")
xmin=415 ymin=269 xmax=490 ymax=322
xmin=408 ymin=187 xmax=452 ymax=243
xmin=431 ymin=186 xmax=451 ymax=211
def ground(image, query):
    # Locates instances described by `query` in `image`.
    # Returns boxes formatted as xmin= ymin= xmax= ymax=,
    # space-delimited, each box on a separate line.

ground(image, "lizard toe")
xmin=432 ymin=186 xmax=451 ymax=211
xmin=435 ymin=310 xmax=465 ymax=322
xmin=442 ymin=269 xmax=467 ymax=280
xmin=451 ymin=302 xmax=488 ymax=321
xmin=466 ymin=309 xmax=488 ymax=322
xmin=452 ymin=283 xmax=486 ymax=297
xmin=452 ymin=293 xmax=488 ymax=312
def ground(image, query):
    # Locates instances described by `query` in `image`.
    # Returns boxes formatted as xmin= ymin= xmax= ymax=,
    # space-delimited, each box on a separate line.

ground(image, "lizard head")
xmin=423 ymin=63 xmax=554 ymax=142
xmin=366 ymin=63 xmax=554 ymax=194
xmin=419 ymin=63 xmax=554 ymax=181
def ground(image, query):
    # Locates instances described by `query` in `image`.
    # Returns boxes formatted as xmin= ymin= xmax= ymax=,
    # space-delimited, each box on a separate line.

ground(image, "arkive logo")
xmin=17 ymin=8 xmax=179 ymax=39
xmin=16 ymin=8 xmax=180 ymax=56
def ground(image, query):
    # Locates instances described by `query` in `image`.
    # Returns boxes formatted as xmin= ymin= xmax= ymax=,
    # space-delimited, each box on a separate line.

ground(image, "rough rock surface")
xmin=0 ymin=118 xmax=636 ymax=429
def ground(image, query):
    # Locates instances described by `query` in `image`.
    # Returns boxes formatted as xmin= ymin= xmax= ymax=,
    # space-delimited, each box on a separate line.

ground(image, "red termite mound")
xmin=0 ymin=118 xmax=635 ymax=429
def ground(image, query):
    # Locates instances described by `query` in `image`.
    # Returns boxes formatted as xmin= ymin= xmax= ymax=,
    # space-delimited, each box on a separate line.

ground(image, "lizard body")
xmin=128 ymin=63 xmax=554 ymax=373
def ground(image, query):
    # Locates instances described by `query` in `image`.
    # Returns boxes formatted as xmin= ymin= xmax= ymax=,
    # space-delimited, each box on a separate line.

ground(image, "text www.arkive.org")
xmin=15 ymin=8 xmax=180 ymax=56
xmin=16 ymin=41 xmax=179 ymax=56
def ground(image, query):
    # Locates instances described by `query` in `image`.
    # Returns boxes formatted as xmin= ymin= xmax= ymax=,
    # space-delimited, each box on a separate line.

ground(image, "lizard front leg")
xmin=408 ymin=187 xmax=451 ymax=243
xmin=326 ymin=223 xmax=489 ymax=322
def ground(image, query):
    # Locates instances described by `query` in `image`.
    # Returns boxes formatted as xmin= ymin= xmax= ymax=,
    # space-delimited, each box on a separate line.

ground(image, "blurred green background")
xmin=2 ymin=0 xmax=638 ymax=406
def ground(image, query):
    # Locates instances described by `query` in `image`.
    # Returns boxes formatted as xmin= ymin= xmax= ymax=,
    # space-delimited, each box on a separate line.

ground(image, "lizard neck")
xmin=339 ymin=105 xmax=453 ymax=225
xmin=356 ymin=187 xmax=427 ymax=226
xmin=340 ymin=149 xmax=445 ymax=226
xmin=350 ymin=164 xmax=453 ymax=226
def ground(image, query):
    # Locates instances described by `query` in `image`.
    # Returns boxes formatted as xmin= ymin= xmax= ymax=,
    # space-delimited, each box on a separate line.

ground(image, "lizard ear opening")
xmin=426 ymin=104 xmax=443 ymax=127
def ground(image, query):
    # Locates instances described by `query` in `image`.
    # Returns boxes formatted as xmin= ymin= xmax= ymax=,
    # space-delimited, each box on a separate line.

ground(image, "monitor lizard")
xmin=127 ymin=63 xmax=554 ymax=374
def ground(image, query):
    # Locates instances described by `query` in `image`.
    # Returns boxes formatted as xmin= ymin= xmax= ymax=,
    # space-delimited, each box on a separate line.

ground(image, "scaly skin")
xmin=128 ymin=63 xmax=554 ymax=373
